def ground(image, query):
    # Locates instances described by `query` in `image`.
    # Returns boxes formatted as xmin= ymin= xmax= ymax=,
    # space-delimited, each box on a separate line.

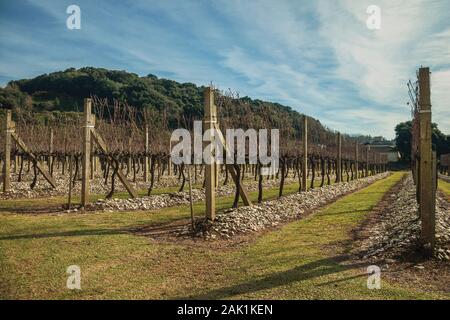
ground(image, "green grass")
xmin=438 ymin=178 xmax=450 ymax=197
xmin=1 ymin=172 xmax=447 ymax=299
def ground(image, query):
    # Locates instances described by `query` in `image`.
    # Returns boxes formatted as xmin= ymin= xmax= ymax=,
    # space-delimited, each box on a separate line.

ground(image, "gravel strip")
xmin=178 ymin=172 xmax=390 ymax=239
xmin=0 ymin=169 xmax=314 ymax=200
xmin=358 ymin=174 xmax=450 ymax=261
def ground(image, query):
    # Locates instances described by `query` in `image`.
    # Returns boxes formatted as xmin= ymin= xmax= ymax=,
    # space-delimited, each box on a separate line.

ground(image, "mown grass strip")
xmin=438 ymin=179 xmax=450 ymax=197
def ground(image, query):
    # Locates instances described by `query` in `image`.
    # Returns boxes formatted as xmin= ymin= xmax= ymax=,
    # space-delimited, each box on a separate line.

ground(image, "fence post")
xmin=418 ymin=67 xmax=435 ymax=251
xmin=302 ymin=116 xmax=308 ymax=192
xmin=204 ymin=87 xmax=216 ymax=220
xmin=81 ymin=98 xmax=92 ymax=207
xmin=2 ymin=110 xmax=12 ymax=192
xmin=336 ymin=132 xmax=342 ymax=183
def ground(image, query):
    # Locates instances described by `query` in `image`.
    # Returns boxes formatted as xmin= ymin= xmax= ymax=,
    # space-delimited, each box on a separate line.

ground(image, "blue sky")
xmin=1 ymin=0 xmax=449 ymax=138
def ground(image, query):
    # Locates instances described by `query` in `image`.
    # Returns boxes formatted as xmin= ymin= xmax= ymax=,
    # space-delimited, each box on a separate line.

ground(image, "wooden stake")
xmin=204 ymin=86 xmax=216 ymax=220
xmin=11 ymin=133 xmax=57 ymax=188
xmin=2 ymin=110 xmax=12 ymax=192
xmin=418 ymin=67 xmax=435 ymax=250
xmin=81 ymin=98 xmax=92 ymax=207
xmin=213 ymin=124 xmax=252 ymax=206
xmin=91 ymin=129 xmax=138 ymax=198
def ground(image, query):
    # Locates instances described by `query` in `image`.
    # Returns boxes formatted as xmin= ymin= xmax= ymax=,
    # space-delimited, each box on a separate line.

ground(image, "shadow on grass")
xmin=0 ymin=228 xmax=128 ymax=240
xmin=0 ymin=205 xmax=65 ymax=214
xmin=175 ymin=255 xmax=368 ymax=300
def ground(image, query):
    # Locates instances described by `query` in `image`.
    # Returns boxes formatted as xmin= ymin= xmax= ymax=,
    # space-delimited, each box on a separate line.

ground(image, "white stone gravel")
xmin=358 ymin=174 xmax=450 ymax=261
xmin=0 ymin=168 xmax=311 ymax=200
xmin=179 ymin=172 xmax=390 ymax=239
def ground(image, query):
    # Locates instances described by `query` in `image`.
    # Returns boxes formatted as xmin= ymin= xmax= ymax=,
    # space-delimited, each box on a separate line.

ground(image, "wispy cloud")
xmin=0 ymin=0 xmax=449 ymax=138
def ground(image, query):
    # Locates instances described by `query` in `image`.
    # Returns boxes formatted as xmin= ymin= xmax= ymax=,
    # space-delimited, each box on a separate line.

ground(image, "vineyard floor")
xmin=0 ymin=177 xmax=333 ymax=214
xmin=1 ymin=172 xmax=448 ymax=299
xmin=439 ymin=179 xmax=450 ymax=200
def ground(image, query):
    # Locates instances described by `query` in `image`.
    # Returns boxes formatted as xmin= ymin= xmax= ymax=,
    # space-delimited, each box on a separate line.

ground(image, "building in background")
xmin=365 ymin=141 xmax=400 ymax=163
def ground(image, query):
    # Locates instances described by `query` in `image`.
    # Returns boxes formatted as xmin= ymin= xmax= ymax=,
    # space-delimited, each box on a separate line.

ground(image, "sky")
xmin=0 ymin=0 xmax=449 ymax=139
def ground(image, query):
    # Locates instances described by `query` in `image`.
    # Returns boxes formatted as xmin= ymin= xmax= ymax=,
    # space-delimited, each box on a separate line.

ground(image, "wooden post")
xmin=355 ymin=142 xmax=359 ymax=179
xmin=302 ymin=116 xmax=308 ymax=192
xmin=91 ymin=129 xmax=138 ymax=198
xmin=81 ymin=98 xmax=92 ymax=207
xmin=11 ymin=132 xmax=57 ymax=188
xmin=336 ymin=133 xmax=342 ymax=183
xmin=418 ymin=67 xmax=435 ymax=250
xmin=2 ymin=110 xmax=12 ymax=192
xmin=144 ymin=125 xmax=149 ymax=182
xmin=213 ymin=124 xmax=252 ymax=206
xmin=204 ymin=87 xmax=216 ymax=220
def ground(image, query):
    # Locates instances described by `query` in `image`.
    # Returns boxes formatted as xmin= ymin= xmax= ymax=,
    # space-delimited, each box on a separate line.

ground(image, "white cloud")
xmin=2 ymin=0 xmax=449 ymax=138
xmin=317 ymin=0 xmax=450 ymax=135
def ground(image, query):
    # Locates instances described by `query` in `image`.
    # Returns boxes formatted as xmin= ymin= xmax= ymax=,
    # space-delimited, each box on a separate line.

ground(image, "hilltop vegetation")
xmin=0 ymin=67 xmax=383 ymax=143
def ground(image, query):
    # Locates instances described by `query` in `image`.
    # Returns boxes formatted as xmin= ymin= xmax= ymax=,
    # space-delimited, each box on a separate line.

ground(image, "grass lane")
xmin=438 ymin=178 xmax=450 ymax=198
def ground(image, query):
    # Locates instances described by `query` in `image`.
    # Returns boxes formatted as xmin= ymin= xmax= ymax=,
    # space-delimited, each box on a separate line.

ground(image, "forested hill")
xmin=0 ymin=67 xmax=383 ymax=143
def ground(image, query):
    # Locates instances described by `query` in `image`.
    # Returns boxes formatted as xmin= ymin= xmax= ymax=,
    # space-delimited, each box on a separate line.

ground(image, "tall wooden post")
xmin=2 ymin=110 xmax=12 ymax=192
xmin=418 ymin=67 xmax=435 ymax=250
xmin=81 ymin=98 xmax=92 ymax=207
xmin=144 ymin=125 xmax=149 ymax=182
xmin=355 ymin=142 xmax=359 ymax=179
xmin=204 ymin=87 xmax=217 ymax=220
xmin=336 ymin=132 xmax=342 ymax=183
xmin=302 ymin=116 xmax=308 ymax=192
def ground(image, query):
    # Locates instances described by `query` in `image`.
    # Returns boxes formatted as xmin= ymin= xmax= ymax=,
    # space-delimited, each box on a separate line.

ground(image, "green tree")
xmin=395 ymin=121 xmax=450 ymax=163
xmin=395 ymin=121 xmax=412 ymax=162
